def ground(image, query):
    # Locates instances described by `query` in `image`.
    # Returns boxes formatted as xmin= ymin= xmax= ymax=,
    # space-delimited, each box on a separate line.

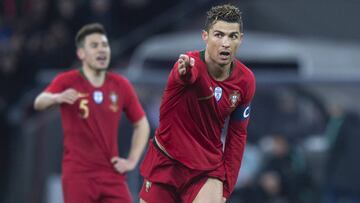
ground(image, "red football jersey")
xmin=45 ymin=69 xmax=145 ymax=179
xmin=155 ymin=50 xmax=256 ymax=197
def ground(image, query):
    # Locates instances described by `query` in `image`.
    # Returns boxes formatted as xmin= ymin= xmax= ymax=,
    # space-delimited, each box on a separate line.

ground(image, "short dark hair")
xmin=75 ymin=23 xmax=106 ymax=48
xmin=204 ymin=4 xmax=243 ymax=32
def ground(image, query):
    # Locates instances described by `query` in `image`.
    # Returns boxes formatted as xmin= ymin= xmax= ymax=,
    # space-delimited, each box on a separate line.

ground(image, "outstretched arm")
xmin=33 ymin=88 xmax=80 ymax=111
xmin=111 ymin=116 xmax=150 ymax=173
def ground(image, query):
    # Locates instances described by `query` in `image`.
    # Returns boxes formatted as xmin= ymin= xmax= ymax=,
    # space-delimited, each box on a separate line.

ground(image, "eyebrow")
xmin=89 ymin=40 xmax=108 ymax=45
xmin=213 ymin=30 xmax=240 ymax=35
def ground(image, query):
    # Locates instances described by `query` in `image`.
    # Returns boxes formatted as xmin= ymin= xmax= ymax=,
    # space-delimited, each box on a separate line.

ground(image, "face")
xmin=202 ymin=20 xmax=243 ymax=67
xmin=77 ymin=33 xmax=111 ymax=71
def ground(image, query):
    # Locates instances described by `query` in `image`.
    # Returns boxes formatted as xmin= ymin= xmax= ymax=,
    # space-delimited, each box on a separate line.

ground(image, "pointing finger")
xmin=179 ymin=54 xmax=189 ymax=64
xmin=189 ymin=57 xmax=195 ymax=67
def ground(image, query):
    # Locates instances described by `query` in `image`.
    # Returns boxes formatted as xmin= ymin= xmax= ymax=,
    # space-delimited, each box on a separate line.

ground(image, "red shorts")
xmin=62 ymin=177 xmax=132 ymax=203
xmin=139 ymin=140 xmax=225 ymax=203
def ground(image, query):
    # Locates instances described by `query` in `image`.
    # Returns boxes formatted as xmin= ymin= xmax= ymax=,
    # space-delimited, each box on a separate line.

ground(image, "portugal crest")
xmin=214 ymin=86 xmax=222 ymax=102
xmin=109 ymin=91 xmax=119 ymax=112
xmin=93 ymin=90 xmax=103 ymax=104
xmin=229 ymin=91 xmax=240 ymax=107
xmin=145 ymin=180 xmax=152 ymax=192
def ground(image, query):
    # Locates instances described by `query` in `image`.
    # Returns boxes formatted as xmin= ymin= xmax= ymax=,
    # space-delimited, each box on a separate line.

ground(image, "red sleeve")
xmin=44 ymin=74 xmax=67 ymax=93
xmin=223 ymin=73 xmax=256 ymax=199
xmin=123 ymin=79 xmax=145 ymax=123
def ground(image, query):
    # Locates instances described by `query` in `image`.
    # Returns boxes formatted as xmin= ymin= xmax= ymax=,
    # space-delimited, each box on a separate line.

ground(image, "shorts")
xmin=139 ymin=140 xmax=225 ymax=203
xmin=62 ymin=176 xmax=132 ymax=203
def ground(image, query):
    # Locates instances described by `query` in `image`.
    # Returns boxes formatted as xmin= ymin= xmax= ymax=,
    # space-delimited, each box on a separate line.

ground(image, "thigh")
xmin=191 ymin=177 xmax=223 ymax=203
xmin=180 ymin=176 xmax=207 ymax=203
xmin=99 ymin=179 xmax=132 ymax=203
xmin=62 ymin=178 xmax=98 ymax=203
xmin=139 ymin=179 xmax=181 ymax=203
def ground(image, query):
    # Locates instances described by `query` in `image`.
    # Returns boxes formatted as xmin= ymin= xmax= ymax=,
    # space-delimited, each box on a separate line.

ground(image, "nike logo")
xmin=198 ymin=93 xmax=214 ymax=101
xmin=77 ymin=92 xmax=89 ymax=98
xmin=198 ymin=87 xmax=214 ymax=101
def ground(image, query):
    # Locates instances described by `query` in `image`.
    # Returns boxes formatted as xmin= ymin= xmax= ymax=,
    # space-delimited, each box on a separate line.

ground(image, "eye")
xmin=90 ymin=43 xmax=98 ymax=48
xmin=230 ymin=34 xmax=238 ymax=40
xmin=214 ymin=33 xmax=223 ymax=38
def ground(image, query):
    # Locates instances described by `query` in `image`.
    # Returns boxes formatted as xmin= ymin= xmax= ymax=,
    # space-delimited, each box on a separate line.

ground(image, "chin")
xmin=94 ymin=67 xmax=108 ymax=71
xmin=218 ymin=61 xmax=231 ymax=67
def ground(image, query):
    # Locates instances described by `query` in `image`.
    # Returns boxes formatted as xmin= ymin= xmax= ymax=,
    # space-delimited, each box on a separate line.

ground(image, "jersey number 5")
xmin=79 ymin=99 xmax=89 ymax=119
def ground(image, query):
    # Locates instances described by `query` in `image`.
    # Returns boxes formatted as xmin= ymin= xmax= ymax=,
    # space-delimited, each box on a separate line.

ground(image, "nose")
xmin=98 ymin=45 xmax=109 ymax=52
xmin=222 ymin=37 xmax=230 ymax=48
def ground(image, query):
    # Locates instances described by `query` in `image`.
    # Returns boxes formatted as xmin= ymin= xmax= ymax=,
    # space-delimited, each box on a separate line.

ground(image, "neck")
xmin=82 ymin=65 xmax=106 ymax=87
xmin=204 ymin=50 xmax=231 ymax=81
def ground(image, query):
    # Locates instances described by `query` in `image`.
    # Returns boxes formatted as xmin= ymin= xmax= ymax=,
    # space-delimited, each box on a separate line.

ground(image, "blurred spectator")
xmin=255 ymin=170 xmax=289 ymax=203
xmin=39 ymin=20 xmax=74 ymax=69
xmin=0 ymin=109 xmax=11 ymax=202
xmin=229 ymin=135 xmax=316 ymax=203
xmin=229 ymin=143 xmax=264 ymax=203
xmin=323 ymin=111 xmax=360 ymax=203
xmin=114 ymin=0 xmax=178 ymax=36
xmin=256 ymin=135 xmax=315 ymax=203
xmin=55 ymin=0 xmax=82 ymax=34
xmin=249 ymin=87 xmax=327 ymax=143
xmin=236 ymin=143 xmax=264 ymax=188
xmin=0 ymin=29 xmax=26 ymax=105
xmin=22 ymin=0 xmax=51 ymax=30
xmin=272 ymin=89 xmax=325 ymax=142
xmin=248 ymin=87 xmax=278 ymax=142
xmin=85 ymin=0 xmax=115 ymax=38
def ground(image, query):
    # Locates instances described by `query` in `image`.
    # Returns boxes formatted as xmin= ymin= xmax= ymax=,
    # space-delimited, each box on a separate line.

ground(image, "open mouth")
xmin=96 ymin=56 xmax=107 ymax=63
xmin=220 ymin=51 xmax=230 ymax=56
xmin=219 ymin=51 xmax=231 ymax=60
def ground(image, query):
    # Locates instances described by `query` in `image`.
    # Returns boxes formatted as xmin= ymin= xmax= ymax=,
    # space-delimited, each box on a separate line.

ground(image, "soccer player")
xmin=139 ymin=4 xmax=256 ymax=203
xmin=33 ymin=23 xmax=150 ymax=203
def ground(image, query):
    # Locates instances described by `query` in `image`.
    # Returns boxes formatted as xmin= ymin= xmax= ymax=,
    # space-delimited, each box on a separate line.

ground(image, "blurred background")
xmin=1 ymin=0 xmax=360 ymax=202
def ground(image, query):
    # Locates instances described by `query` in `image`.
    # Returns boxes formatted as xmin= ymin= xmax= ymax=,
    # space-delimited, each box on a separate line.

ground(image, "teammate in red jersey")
xmin=33 ymin=23 xmax=150 ymax=203
xmin=139 ymin=4 xmax=256 ymax=203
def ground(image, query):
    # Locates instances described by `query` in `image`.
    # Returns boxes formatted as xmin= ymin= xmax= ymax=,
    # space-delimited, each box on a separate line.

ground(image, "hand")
xmin=222 ymin=197 xmax=227 ymax=203
xmin=55 ymin=88 xmax=80 ymax=105
xmin=177 ymin=54 xmax=195 ymax=76
xmin=111 ymin=156 xmax=136 ymax=174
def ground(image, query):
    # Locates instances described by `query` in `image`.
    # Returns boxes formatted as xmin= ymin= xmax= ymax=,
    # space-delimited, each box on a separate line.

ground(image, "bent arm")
xmin=127 ymin=116 xmax=150 ymax=167
xmin=111 ymin=114 xmax=150 ymax=174
xmin=33 ymin=88 xmax=79 ymax=111
xmin=34 ymin=92 xmax=61 ymax=111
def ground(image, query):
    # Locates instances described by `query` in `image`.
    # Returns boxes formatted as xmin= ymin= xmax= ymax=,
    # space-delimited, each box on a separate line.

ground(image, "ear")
xmin=201 ymin=30 xmax=208 ymax=42
xmin=77 ymin=48 xmax=85 ymax=60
